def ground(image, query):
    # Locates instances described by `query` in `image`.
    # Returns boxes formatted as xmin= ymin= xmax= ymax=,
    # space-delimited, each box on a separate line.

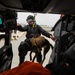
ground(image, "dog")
xmin=29 ymin=35 xmax=53 ymax=64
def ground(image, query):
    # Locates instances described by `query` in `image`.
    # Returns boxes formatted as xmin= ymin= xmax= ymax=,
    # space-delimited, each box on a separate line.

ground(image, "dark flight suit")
xmin=18 ymin=24 xmax=51 ymax=65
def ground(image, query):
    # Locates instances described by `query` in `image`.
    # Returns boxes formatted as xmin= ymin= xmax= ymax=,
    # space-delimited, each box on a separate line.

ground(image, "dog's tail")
xmin=50 ymin=43 xmax=54 ymax=50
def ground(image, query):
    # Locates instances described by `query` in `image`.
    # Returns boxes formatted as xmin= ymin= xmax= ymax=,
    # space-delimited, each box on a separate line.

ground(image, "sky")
xmin=17 ymin=12 xmax=60 ymax=27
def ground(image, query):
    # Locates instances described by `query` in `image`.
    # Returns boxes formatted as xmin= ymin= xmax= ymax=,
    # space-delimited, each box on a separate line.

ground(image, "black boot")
xmin=19 ymin=56 xmax=25 ymax=65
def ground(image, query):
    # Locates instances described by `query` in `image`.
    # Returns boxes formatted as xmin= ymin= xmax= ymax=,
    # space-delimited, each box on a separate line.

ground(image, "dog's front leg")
xmin=30 ymin=51 xmax=33 ymax=61
xmin=32 ymin=54 xmax=37 ymax=62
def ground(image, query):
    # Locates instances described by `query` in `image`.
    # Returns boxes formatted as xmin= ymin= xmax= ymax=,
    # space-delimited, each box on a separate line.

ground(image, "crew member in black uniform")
xmin=17 ymin=15 xmax=55 ymax=65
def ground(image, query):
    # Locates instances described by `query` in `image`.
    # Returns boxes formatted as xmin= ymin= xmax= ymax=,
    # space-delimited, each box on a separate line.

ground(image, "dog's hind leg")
xmin=41 ymin=40 xmax=50 ymax=64
xmin=41 ymin=52 xmax=45 ymax=64
xmin=41 ymin=48 xmax=50 ymax=64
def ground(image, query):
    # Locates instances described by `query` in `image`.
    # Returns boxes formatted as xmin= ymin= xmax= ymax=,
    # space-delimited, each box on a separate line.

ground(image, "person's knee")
xmin=18 ymin=42 xmax=28 ymax=57
xmin=18 ymin=50 xmax=28 ymax=57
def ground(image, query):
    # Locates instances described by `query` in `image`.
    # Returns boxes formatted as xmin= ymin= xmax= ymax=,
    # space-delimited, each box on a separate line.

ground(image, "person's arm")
xmin=17 ymin=24 xmax=28 ymax=31
xmin=38 ymin=25 xmax=55 ymax=40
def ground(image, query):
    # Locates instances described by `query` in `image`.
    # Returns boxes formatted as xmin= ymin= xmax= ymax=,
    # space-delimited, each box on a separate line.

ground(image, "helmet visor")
xmin=27 ymin=19 xmax=34 ymax=23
